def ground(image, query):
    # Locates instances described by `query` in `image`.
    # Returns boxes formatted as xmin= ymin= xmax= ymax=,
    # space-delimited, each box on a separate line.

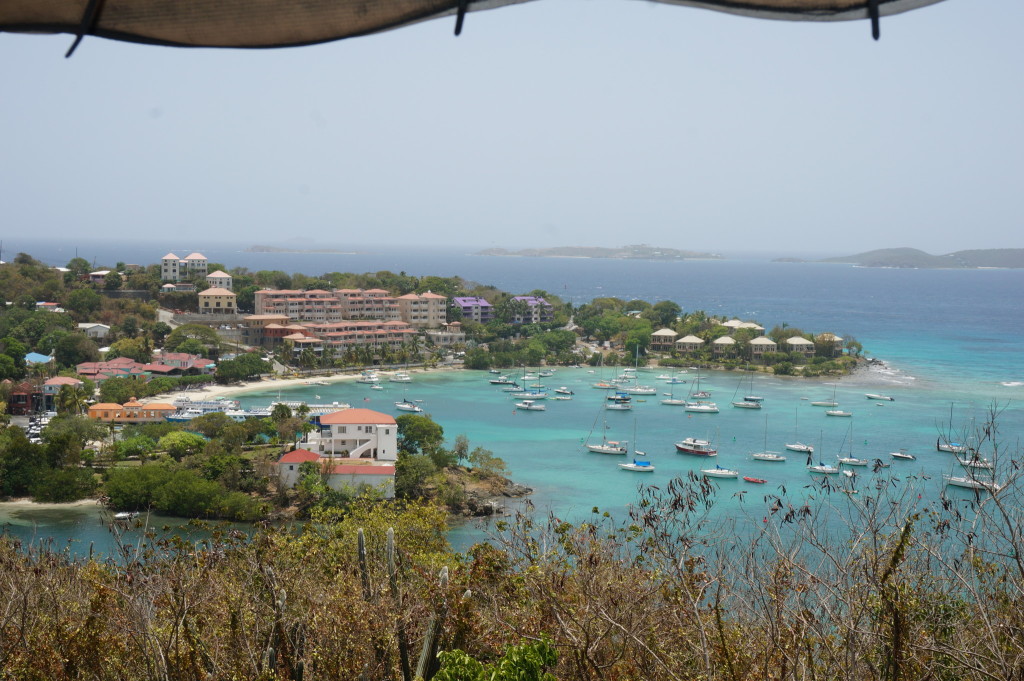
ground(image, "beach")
xmin=160 ymin=365 xmax=464 ymax=405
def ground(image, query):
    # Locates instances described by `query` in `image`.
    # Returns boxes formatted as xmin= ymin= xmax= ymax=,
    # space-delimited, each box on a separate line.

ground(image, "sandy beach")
xmin=161 ymin=365 xmax=462 ymax=405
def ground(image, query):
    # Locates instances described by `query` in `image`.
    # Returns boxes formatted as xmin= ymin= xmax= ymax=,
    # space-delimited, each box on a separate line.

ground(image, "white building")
xmin=77 ymin=323 xmax=111 ymax=340
xmin=160 ymin=251 xmax=209 ymax=282
xmin=206 ymin=270 xmax=233 ymax=291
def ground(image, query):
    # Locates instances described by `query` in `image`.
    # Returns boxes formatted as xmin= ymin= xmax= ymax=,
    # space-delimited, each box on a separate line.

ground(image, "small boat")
xmin=731 ymin=401 xmax=762 ymax=409
xmin=936 ymin=438 xmax=969 ymax=454
xmin=113 ymin=511 xmax=139 ymax=520
xmin=825 ymin=410 xmax=853 ymax=417
xmin=691 ymin=391 xmax=712 ymax=399
xmin=666 ymin=377 xmax=687 ymax=385
xmin=660 ymin=397 xmax=688 ymax=406
xmin=810 ymin=400 xmax=839 ymax=407
xmin=538 ymin=370 xmax=555 ymax=378
xmin=606 ymin=391 xmax=631 ymax=402
xmin=592 ymin=381 xmax=616 ymax=390
xmin=957 ymin=457 xmax=994 ymax=470
xmin=489 ymin=376 xmax=515 ymax=385
xmin=808 ymin=462 xmax=840 ymax=474
xmin=838 ymin=457 xmax=869 ymax=466
xmin=510 ymin=390 xmax=548 ymax=399
xmin=550 ymin=395 xmax=572 ymax=401
xmin=514 ymin=400 xmax=546 ymax=411
xmin=356 ymin=372 xmax=380 ymax=384
xmin=395 ymin=399 xmax=423 ymax=413
xmin=371 ymin=384 xmax=384 ymax=390
xmin=743 ymin=476 xmax=767 ymax=484
xmin=785 ymin=442 xmax=814 ymax=454
xmin=675 ymin=437 xmax=717 ymax=456
xmin=891 ymin=450 xmax=916 ymax=461
xmin=944 ymin=475 xmax=1001 ymax=492
xmin=752 ymin=451 xmax=786 ymax=462
xmin=522 ymin=373 xmax=539 ymax=381
xmin=554 ymin=387 xmax=574 ymax=395
xmin=605 ymin=401 xmax=633 ymax=411
xmin=501 ymin=384 xmax=522 ymax=392
xmin=701 ymin=465 xmax=739 ymax=479
xmin=625 ymin=385 xmax=658 ymax=395
xmin=619 ymin=459 xmax=655 ymax=472
xmin=865 ymin=393 xmax=895 ymax=401
xmin=389 ymin=371 xmax=412 ymax=383
xmin=744 ymin=395 xmax=765 ymax=403
xmin=684 ymin=401 xmax=720 ymax=413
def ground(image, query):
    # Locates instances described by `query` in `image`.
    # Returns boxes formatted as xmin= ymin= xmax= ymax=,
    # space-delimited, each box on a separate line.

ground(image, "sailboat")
xmin=618 ymin=418 xmax=655 ymax=470
xmin=811 ymin=382 xmax=839 ymax=407
xmin=785 ymin=406 xmax=814 ymax=454
xmin=751 ymin=413 xmax=786 ymax=462
xmin=585 ymin=407 xmax=628 ymax=454
xmin=684 ymin=367 xmax=719 ymax=413
xmin=624 ymin=347 xmax=657 ymax=395
xmin=660 ymin=381 xmax=687 ymax=406
xmin=731 ymin=370 xmax=762 ymax=409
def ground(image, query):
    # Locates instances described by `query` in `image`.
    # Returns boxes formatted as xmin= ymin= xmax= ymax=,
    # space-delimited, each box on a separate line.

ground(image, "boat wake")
xmin=1001 ymin=381 xmax=1024 ymax=387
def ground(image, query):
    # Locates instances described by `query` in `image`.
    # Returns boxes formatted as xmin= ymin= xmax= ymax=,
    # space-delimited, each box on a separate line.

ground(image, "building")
xmin=675 ymin=335 xmax=705 ymax=354
xmin=650 ymin=328 xmax=678 ymax=352
xmin=395 ymin=291 xmax=447 ymax=329
xmin=77 ymin=323 xmax=110 ymax=340
xmin=254 ymin=289 xmax=346 ymax=323
xmin=425 ymin=322 xmax=466 ymax=347
xmin=452 ymin=296 xmax=494 ymax=323
xmin=336 ymin=289 xmax=401 ymax=321
xmin=748 ymin=336 xmax=778 ymax=361
xmin=87 ymin=399 xmax=176 ymax=423
xmin=277 ymin=447 xmax=397 ymax=499
xmin=785 ymin=336 xmax=816 ymax=357
xmin=816 ymin=332 xmax=844 ymax=357
xmin=277 ymin=408 xmax=399 ymax=497
xmin=160 ymin=251 xmax=208 ymax=282
xmin=42 ymin=376 xmax=84 ymax=410
xmin=712 ymin=336 xmax=736 ymax=356
xmin=88 ymin=270 xmax=111 ymax=284
xmin=4 ymin=380 xmax=43 ymax=415
xmin=198 ymin=287 xmax=237 ymax=314
xmin=511 ymin=296 xmax=554 ymax=324
xmin=206 ymin=270 xmax=233 ymax=291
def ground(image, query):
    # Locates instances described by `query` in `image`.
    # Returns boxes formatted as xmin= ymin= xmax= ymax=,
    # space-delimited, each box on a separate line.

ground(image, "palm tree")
xmin=55 ymin=384 xmax=89 ymax=416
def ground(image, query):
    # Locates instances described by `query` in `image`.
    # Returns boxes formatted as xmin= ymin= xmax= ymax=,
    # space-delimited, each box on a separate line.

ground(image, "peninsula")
xmin=475 ymin=244 xmax=722 ymax=260
xmin=814 ymin=247 xmax=1024 ymax=269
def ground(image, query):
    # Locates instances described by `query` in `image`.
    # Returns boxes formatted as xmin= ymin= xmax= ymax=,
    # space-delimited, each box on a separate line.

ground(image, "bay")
xmin=3 ymin=240 xmax=1022 ymax=554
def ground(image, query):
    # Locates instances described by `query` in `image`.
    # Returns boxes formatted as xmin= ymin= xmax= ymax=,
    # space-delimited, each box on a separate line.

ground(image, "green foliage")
xmin=395 ymin=454 xmax=437 ymax=499
xmin=105 ymin=464 xmax=267 ymax=519
xmin=157 ymin=431 xmax=208 ymax=460
xmin=216 ymin=352 xmax=270 ymax=382
xmin=164 ymin=324 xmax=221 ymax=356
xmin=435 ymin=638 xmax=558 ymax=681
xmin=29 ymin=467 xmax=98 ymax=503
xmin=0 ymin=428 xmax=46 ymax=497
xmin=115 ymin=435 xmax=157 ymax=460
xmin=53 ymin=332 xmax=100 ymax=367
xmin=41 ymin=415 xmax=105 ymax=467
xmin=468 ymin=445 xmax=507 ymax=478
xmin=106 ymin=337 xmax=152 ymax=363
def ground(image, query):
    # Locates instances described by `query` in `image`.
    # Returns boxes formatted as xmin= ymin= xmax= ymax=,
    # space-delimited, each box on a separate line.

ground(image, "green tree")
xmin=103 ymin=271 xmax=123 ymax=290
xmin=55 ymin=383 xmax=90 ymax=415
xmin=41 ymin=415 xmax=105 ymax=467
xmin=157 ymin=431 xmax=208 ymax=461
xmin=64 ymin=288 xmax=102 ymax=318
xmin=106 ymin=337 xmax=152 ymax=363
xmin=396 ymin=414 xmax=445 ymax=457
xmin=29 ymin=468 xmax=98 ymax=503
xmin=164 ymin=324 xmax=221 ymax=356
xmin=53 ymin=333 xmax=100 ymax=367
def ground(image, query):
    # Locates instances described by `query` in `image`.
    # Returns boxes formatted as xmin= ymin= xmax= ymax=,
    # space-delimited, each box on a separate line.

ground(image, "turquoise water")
xmin=4 ymin=245 xmax=1022 ymax=554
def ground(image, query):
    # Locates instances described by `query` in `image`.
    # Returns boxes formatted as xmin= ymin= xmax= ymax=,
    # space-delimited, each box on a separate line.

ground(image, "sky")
xmin=2 ymin=0 xmax=1023 ymax=256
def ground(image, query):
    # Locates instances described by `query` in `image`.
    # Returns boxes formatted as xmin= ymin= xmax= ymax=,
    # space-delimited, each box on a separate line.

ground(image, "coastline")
xmin=161 ymin=365 xmax=465 ymax=405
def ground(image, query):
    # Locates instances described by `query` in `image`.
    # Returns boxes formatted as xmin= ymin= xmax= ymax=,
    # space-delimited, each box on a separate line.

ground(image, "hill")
xmin=475 ymin=244 xmax=722 ymax=260
xmin=821 ymin=247 xmax=1024 ymax=268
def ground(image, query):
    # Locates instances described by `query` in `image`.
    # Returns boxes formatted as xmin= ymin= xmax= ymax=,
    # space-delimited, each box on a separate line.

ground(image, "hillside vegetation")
xmin=821 ymin=247 xmax=1024 ymax=268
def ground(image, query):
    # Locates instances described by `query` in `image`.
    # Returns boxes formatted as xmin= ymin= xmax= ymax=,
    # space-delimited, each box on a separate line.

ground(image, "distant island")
xmin=244 ymin=245 xmax=356 ymax=255
xmin=775 ymin=248 xmax=1024 ymax=269
xmin=475 ymin=245 xmax=722 ymax=260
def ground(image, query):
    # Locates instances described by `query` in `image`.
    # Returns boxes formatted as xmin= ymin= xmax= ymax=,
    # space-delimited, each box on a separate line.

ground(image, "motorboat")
xmin=957 ymin=457 xmax=994 ymax=470
xmin=825 ymin=410 xmax=853 ymax=417
xmin=701 ymin=465 xmax=739 ymax=479
xmin=838 ymin=457 xmax=869 ymax=466
xmin=371 ymin=384 xmax=384 ymax=390
xmin=389 ymin=371 xmax=412 ymax=383
xmin=865 ymin=393 xmax=895 ymax=401
xmin=538 ymin=370 xmax=555 ymax=377
xmin=356 ymin=372 xmax=380 ymax=384
xmin=944 ymin=475 xmax=1000 ymax=492
xmin=807 ymin=462 xmax=840 ymax=474
xmin=618 ymin=459 xmax=655 ymax=472
xmin=675 ymin=437 xmax=717 ymax=456
xmin=785 ymin=442 xmax=814 ymax=454
xmin=554 ymin=387 xmax=574 ymax=395
xmin=625 ymin=385 xmax=658 ymax=395
xmin=891 ymin=450 xmax=916 ymax=461
xmin=936 ymin=439 xmax=969 ymax=454
xmin=489 ymin=376 xmax=515 ymax=385
xmin=395 ymin=399 xmax=423 ymax=413
xmin=752 ymin=451 xmax=786 ymax=462
xmin=605 ymin=401 xmax=632 ymax=411
xmin=113 ymin=511 xmax=139 ymax=520
xmin=514 ymin=399 xmax=546 ymax=411
xmin=691 ymin=391 xmax=712 ymax=399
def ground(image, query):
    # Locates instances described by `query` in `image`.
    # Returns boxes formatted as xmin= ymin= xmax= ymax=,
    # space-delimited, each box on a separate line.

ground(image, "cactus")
xmin=388 ymin=528 xmax=413 ymax=681
xmin=358 ymin=528 xmax=371 ymax=601
xmin=415 ymin=566 xmax=450 ymax=681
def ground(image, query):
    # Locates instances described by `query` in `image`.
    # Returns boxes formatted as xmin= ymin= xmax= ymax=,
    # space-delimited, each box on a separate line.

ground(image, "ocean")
xmin=2 ymin=239 xmax=1022 ymax=553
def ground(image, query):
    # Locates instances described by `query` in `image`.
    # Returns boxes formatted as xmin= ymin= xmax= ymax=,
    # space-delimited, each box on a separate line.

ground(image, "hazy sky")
xmin=2 ymin=0 xmax=1022 ymax=256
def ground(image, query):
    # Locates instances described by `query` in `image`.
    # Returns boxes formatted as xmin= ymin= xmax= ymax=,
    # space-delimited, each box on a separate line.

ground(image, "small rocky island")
xmin=476 ymin=244 xmax=722 ymax=260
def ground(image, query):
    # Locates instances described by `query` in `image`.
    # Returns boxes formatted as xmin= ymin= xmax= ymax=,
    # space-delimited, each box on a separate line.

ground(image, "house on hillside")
xmin=651 ymin=328 xmax=678 ymax=352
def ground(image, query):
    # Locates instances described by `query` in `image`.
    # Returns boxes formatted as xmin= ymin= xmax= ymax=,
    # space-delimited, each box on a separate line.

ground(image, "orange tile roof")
xmin=319 ymin=408 xmax=396 ymax=425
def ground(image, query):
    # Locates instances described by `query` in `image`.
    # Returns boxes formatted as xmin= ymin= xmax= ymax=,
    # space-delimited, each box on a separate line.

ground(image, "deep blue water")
xmin=3 ymin=239 xmax=1022 ymax=554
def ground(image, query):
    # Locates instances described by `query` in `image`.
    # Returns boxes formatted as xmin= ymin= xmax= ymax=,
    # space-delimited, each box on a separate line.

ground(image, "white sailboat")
xmin=785 ymin=406 xmax=814 ymax=454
